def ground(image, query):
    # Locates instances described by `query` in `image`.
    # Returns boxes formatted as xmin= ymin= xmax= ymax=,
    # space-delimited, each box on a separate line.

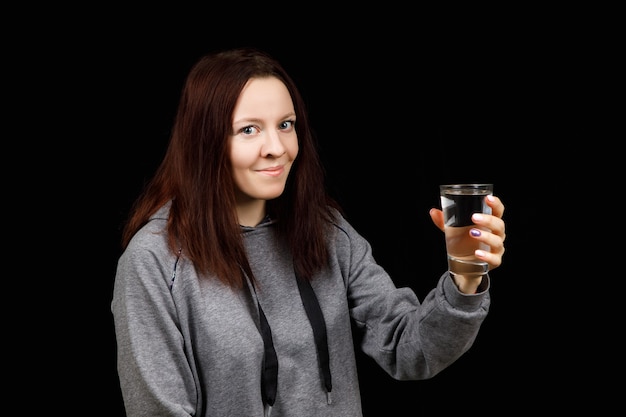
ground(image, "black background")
xmin=27 ymin=14 xmax=612 ymax=415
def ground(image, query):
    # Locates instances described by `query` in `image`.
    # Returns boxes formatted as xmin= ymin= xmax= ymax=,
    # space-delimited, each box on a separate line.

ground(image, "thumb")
xmin=429 ymin=208 xmax=445 ymax=232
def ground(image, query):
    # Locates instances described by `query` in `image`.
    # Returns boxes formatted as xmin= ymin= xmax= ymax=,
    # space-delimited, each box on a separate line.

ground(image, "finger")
xmin=486 ymin=195 xmax=505 ymax=219
xmin=471 ymin=224 xmax=505 ymax=270
xmin=471 ymin=227 xmax=505 ymax=255
xmin=429 ymin=208 xmax=444 ymax=232
xmin=475 ymin=248 xmax=502 ymax=270
xmin=472 ymin=212 xmax=506 ymax=239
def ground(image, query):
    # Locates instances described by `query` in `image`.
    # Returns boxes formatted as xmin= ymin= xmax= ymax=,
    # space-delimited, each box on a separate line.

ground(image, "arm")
xmin=334 ymin=216 xmax=491 ymax=381
xmin=111 ymin=230 xmax=198 ymax=417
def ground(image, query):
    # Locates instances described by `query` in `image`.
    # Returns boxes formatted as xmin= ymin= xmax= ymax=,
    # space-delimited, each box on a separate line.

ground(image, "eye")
xmin=279 ymin=120 xmax=295 ymax=131
xmin=240 ymin=125 xmax=260 ymax=136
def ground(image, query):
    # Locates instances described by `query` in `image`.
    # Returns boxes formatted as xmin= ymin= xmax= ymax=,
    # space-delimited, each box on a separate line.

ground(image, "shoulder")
xmin=121 ymin=203 xmax=174 ymax=265
xmin=326 ymin=207 xmax=369 ymax=252
xmin=327 ymin=206 xmax=356 ymax=236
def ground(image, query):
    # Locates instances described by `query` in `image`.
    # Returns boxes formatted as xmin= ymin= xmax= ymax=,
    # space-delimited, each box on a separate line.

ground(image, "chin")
xmin=260 ymin=187 xmax=287 ymax=200
xmin=263 ymin=192 xmax=285 ymax=200
xmin=239 ymin=183 xmax=287 ymax=201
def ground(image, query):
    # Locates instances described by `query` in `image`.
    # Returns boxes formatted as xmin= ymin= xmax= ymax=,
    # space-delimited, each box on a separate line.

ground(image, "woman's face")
xmin=229 ymin=77 xmax=299 ymax=203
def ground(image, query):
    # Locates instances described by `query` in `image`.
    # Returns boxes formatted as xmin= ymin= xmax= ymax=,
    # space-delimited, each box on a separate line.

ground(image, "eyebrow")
xmin=232 ymin=112 xmax=296 ymax=125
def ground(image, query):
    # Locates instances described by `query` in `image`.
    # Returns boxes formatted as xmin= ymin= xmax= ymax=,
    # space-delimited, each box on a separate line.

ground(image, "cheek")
xmin=230 ymin=144 xmax=259 ymax=169
xmin=286 ymin=139 xmax=299 ymax=160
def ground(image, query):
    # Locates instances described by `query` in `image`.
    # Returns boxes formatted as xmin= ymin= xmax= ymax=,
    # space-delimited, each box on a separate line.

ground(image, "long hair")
xmin=121 ymin=47 xmax=341 ymax=288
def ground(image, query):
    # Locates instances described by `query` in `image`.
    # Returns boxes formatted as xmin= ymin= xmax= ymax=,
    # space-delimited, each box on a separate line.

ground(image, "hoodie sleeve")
xmin=111 ymin=223 xmax=198 ymax=417
xmin=333 ymin=215 xmax=490 ymax=380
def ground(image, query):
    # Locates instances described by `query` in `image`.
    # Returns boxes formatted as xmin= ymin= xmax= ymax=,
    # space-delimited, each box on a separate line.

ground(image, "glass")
xmin=440 ymin=183 xmax=493 ymax=277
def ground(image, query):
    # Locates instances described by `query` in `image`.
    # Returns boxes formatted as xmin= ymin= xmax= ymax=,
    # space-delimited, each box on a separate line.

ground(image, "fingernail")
xmin=475 ymin=250 xmax=486 ymax=257
xmin=472 ymin=214 xmax=484 ymax=221
xmin=487 ymin=195 xmax=495 ymax=202
xmin=470 ymin=229 xmax=481 ymax=237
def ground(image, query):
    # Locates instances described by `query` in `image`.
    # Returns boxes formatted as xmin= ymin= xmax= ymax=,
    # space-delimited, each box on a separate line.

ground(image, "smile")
xmin=257 ymin=166 xmax=284 ymax=177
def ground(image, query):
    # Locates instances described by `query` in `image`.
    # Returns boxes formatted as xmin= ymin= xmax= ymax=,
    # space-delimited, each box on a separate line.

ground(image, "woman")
xmin=112 ymin=47 xmax=506 ymax=417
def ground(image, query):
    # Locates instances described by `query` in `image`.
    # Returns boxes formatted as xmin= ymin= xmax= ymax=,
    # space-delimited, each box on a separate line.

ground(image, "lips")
xmin=257 ymin=166 xmax=284 ymax=177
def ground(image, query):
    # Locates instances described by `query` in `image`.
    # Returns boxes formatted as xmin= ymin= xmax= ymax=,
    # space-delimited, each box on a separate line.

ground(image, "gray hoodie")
xmin=112 ymin=203 xmax=490 ymax=416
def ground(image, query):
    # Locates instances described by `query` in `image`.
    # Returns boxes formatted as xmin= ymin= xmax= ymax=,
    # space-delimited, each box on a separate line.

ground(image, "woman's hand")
xmin=429 ymin=194 xmax=506 ymax=293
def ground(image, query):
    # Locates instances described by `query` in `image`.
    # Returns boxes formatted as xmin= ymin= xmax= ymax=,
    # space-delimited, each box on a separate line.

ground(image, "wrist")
xmin=451 ymin=274 xmax=484 ymax=294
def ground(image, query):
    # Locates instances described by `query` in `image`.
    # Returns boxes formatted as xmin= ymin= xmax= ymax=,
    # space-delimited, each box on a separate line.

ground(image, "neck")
xmin=236 ymin=199 xmax=266 ymax=227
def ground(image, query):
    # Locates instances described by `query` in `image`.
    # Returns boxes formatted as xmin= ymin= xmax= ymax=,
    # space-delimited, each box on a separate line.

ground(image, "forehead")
xmin=233 ymin=77 xmax=293 ymax=117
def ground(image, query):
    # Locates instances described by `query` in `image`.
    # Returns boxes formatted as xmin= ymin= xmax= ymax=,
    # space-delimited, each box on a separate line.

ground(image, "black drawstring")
xmin=295 ymin=269 xmax=333 ymax=404
xmin=247 ymin=266 xmax=333 ymax=412
xmin=258 ymin=301 xmax=279 ymax=408
xmin=245 ymin=279 xmax=279 ymax=410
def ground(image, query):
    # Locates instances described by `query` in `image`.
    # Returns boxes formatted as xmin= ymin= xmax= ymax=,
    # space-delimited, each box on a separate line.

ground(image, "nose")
xmin=261 ymin=129 xmax=286 ymax=157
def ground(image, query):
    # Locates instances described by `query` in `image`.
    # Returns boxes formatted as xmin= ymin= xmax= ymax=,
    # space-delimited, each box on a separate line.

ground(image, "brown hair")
xmin=121 ymin=47 xmax=341 ymax=288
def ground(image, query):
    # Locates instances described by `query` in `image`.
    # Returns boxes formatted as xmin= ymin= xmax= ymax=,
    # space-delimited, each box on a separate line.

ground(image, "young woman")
xmin=112 ymin=47 xmax=506 ymax=417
